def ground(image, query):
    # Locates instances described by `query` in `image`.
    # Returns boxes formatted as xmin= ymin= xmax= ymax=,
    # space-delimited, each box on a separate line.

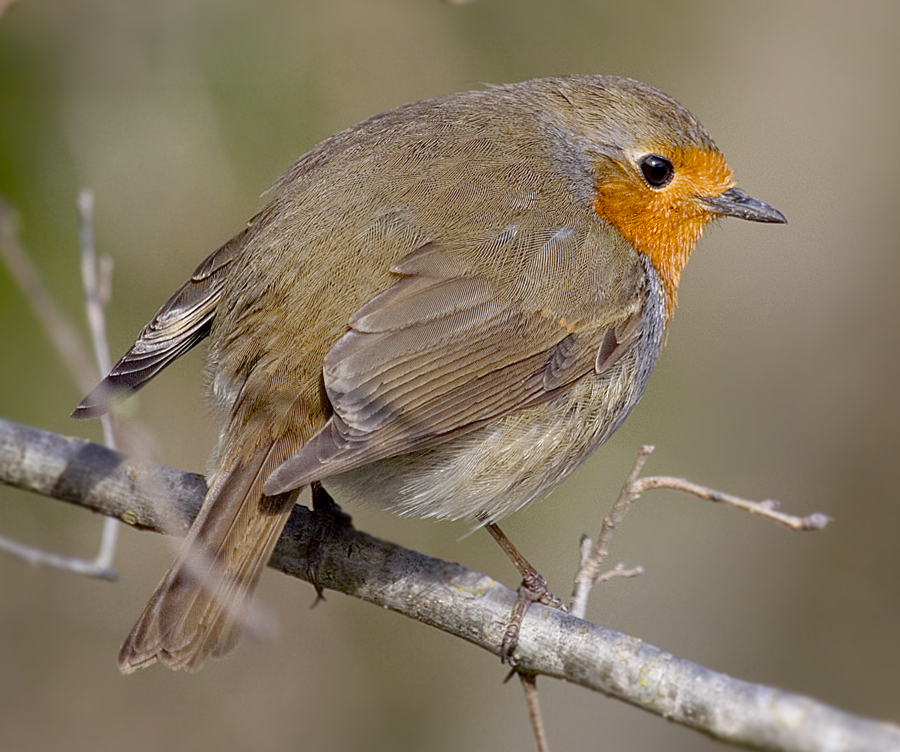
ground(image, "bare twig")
xmin=587 ymin=558 xmax=644 ymax=586
xmin=519 ymin=673 xmax=550 ymax=752
xmin=631 ymin=475 xmax=831 ymax=531
xmin=0 ymin=417 xmax=895 ymax=752
xmin=0 ymin=194 xmax=118 ymax=578
xmin=77 ymin=190 xmax=114 ymax=429
xmin=77 ymin=188 xmax=120 ymax=574
xmin=571 ymin=445 xmax=654 ymax=618
xmin=0 ymin=532 xmax=114 ymax=579
xmin=571 ymin=446 xmax=831 ymax=619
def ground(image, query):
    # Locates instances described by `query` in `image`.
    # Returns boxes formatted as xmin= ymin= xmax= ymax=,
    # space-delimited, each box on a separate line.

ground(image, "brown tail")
xmin=118 ymin=445 xmax=300 ymax=673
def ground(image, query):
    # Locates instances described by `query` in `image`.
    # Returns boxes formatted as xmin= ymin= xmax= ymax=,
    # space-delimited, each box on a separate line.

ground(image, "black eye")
xmin=639 ymin=154 xmax=674 ymax=188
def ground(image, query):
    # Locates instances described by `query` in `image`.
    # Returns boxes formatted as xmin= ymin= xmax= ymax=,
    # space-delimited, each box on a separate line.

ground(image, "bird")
xmin=73 ymin=75 xmax=785 ymax=673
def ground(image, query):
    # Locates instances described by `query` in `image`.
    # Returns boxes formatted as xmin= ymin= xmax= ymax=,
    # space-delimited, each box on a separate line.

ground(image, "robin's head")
xmin=530 ymin=76 xmax=786 ymax=316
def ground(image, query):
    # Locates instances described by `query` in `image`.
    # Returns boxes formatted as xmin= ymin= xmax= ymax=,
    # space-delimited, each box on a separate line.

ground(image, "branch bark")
xmin=1 ymin=415 xmax=898 ymax=752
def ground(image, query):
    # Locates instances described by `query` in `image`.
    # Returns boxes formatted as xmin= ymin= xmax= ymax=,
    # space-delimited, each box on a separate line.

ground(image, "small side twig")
xmin=77 ymin=188 xmax=120 ymax=575
xmin=0 ymin=192 xmax=119 ymax=579
xmin=519 ymin=673 xmax=550 ymax=752
xmin=631 ymin=475 xmax=830 ymax=531
xmin=570 ymin=445 xmax=830 ymax=619
xmin=571 ymin=445 xmax=654 ymax=618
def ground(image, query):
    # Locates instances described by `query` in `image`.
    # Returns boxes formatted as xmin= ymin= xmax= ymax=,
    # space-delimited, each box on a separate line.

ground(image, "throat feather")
xmin=591 ymin=147 xmax=734 ymax=319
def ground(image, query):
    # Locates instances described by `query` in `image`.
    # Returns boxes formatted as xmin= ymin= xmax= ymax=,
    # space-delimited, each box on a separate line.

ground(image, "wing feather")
xmin=72 ymin=228 xmax=249 ymax=418
xmin=265 ymin=241 xmax=644 ymax=495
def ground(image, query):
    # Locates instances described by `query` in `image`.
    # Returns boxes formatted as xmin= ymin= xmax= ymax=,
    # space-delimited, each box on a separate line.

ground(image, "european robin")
xmin=74 ymin=75 xmax=785 ymax=672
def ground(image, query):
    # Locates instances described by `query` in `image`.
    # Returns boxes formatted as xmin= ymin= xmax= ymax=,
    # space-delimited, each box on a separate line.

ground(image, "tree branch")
xmin=1 ymin=415 xmax=898 ymax=752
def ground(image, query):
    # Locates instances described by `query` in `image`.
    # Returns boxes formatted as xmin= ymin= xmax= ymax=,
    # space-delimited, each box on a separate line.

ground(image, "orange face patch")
xmin=592 ymin=147 xmax=735 ymax=317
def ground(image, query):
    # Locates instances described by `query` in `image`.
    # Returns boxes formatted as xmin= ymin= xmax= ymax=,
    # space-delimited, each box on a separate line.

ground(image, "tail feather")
xmin=118 ymin=443 xmax=300 ymax=673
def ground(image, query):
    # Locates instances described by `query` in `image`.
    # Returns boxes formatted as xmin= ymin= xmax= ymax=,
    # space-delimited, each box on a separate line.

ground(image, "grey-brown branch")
xmin=1 ymin=416 xmax=898 ymax=752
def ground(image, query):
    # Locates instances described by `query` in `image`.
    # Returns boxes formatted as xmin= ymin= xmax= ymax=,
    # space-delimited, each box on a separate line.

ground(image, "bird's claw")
xmin=500 ymin=572 xmax=565 ymax=663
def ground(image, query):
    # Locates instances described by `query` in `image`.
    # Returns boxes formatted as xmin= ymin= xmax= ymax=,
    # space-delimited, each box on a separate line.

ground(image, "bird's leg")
xmin=306 ymin=481 xmax=354 ymax=602
xmin=482 ymin=519 xmax=564 ymax=662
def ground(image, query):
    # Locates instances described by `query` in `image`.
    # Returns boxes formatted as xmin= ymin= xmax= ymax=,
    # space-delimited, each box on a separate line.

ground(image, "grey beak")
xmin=700 ymin=187 xmax=786 ymax=224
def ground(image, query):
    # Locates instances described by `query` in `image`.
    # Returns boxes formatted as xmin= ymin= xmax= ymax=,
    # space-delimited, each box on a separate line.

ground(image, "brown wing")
xmin=72 ymin=227 xmax=251 ymax=419
xmin=264 ymin=239 xmax=643 ymax=495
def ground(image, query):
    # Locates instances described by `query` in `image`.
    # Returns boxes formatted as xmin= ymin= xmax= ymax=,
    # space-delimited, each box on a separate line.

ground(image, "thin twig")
xmin=77 ymin=188 xmax=120 ymax=574
xmin=0 ymin=193 xmax=118 ymax=579
xmin=571 ymin=445 xmax=654 ymax=618
xmin=591 ymin=560 xmax=644 ymax=585
xmin=631 ymin=475 xmax=831 ymax=531
xmin=77 ymin=190 xmax=114 ymax=439
xmin=571 ymin=446 xmax=830 ymax=619
xmin=519 ymin=673 xmax=550 ymax=752
xmin=0 ymin=533 xmax=116 ymax=579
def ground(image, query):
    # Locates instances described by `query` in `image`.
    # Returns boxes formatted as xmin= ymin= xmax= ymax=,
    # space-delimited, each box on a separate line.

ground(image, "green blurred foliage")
xmin=1 ymin=1 xmax=899 ymax=751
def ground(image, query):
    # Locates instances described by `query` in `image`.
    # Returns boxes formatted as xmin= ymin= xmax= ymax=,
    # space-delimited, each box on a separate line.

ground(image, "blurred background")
xmin=1 ymin=1 xmax=898 ymax=750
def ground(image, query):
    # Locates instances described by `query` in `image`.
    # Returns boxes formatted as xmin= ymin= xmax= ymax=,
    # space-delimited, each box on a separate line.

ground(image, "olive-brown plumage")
xmin=74 ymin=75 xmax=784 ymax=672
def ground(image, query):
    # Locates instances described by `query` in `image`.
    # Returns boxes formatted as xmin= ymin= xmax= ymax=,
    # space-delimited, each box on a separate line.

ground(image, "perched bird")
xmin=74 ymin=75 xmax=785 ymax=673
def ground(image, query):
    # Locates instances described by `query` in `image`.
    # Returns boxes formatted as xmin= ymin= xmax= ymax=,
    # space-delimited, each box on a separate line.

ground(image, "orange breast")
xmin=592 ymin=146 xmax=735 ymax=317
